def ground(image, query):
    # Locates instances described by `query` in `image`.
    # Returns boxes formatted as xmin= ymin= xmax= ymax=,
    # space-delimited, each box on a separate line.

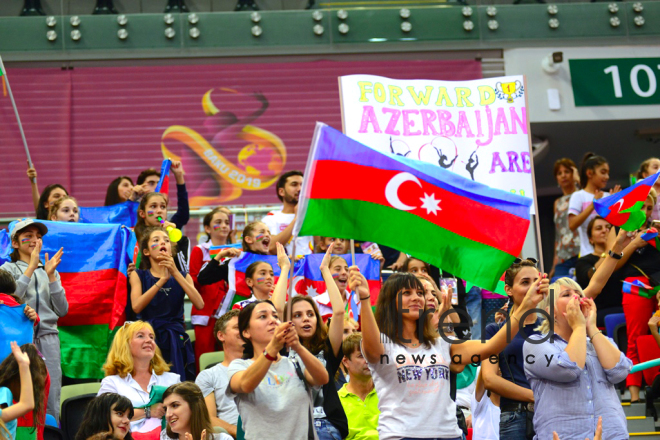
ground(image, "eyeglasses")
xmin=122 ymin=321 xmax=136 ymax=329
xmin=512 ymin=257 xmax=538 ymax=266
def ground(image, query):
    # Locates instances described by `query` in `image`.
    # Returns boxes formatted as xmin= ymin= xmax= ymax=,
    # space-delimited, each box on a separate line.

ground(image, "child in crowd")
xmin=162 ymin=382 xmax=232 ymax=440
xmin=26 ymin=163 xmax=68 ymax=220
xmin=0 ymin=342 xmax=35 ymax=440
xmin=335 ymin=315 xmax=360 ymax=390
xmin=568 ymin=153 xmax=620 ymax=256
xmin=75 ymin=393 xmax=134 ymax=440
xmin=400 ymin=257 xmax=430 ymax=275
xmin=135 ymin=193 xmax=190 ymax=271
xmin=136 ymin=161 xmax=189 ymax=229
xmin=195 ymin=310 xmax=242 ymax=437
xmin=275 ymin=243 xmax=349 ymax=440
xmin=196 ymin=221 xmax=269 ymax=287
xmin=228 ymin=300 xmax=329 ymax=439
xmin=636 ymin=157 xmax=660 ymax=221
xmin=550 ymin=158 xmax=580 ymax=282
xmin=0 ymin=219 xmax=66 ymax=420
xmin=232 ymin=243 xmax=289 ymax=311
xmin=338 ymin=333 xmax=380 ymax=440
xmin=99 ymin=321 xmax=181 ymax=438
xmin=129 ymin=226 xmax=204 ymax=380
xmin=105 ymin=176 xmax=146 ymax=206
xmin=48 ymin=196 xmax=80 ymax=222
xmin=189 ymin=207 xmax=233 ymax=362
xmin=315 ymin=238 xmax=349 ymax=255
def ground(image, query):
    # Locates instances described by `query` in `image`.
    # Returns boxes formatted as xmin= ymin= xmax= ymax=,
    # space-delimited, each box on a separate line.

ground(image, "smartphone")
xmin=652 ymin=220 xmax=660 ymax=229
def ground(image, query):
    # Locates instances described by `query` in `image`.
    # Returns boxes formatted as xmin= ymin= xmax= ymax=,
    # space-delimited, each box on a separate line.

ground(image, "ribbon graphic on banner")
xmin=161 ymin=88 xmax=287 ymax=206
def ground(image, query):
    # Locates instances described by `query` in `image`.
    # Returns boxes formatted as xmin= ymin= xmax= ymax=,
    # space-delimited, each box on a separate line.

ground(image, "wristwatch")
xmin=608 ymin=249 xmax=623 ymax=260
xmin=263 ymin=349 xmax=277 ymax=362
xmin=145 ymin=406 xmax=151 ymax=419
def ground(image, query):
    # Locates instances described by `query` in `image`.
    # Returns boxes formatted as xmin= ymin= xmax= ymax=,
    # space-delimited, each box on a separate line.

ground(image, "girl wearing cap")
xmin=0 ymin=219 xmax=67 ymax=421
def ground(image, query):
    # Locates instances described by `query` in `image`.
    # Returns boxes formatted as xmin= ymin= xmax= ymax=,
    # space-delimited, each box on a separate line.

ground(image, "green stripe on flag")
xmin=59 ymin=324 xmax=115 ymax=379
xmin=466 ymin=279 xmax=507 ymax=297
xmin=299 ymin=198 xmax=514 ymax=291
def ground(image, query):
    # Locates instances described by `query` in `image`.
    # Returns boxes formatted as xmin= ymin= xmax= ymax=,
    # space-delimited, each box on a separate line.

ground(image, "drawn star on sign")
xmin=419 ymin=193 xmax=442 ymax=215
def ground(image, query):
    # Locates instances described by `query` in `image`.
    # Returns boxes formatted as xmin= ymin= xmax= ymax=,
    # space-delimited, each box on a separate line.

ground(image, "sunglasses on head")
xmin=512 ymin=257 xmax=538 ymax=266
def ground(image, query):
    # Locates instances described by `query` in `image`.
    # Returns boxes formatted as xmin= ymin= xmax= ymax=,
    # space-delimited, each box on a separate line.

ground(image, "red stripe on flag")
xmin=309 ymin=160 xmax=527 ymax=256
xmin=294 ymin=279 xmax=380 ymax=305
xmin=58 ymin=269 xmax=127 ymax=327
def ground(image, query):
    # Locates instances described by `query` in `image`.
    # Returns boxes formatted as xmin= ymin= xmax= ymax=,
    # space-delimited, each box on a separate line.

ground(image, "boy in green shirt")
xmin=337 ymin=333 xmax=380 ymax=440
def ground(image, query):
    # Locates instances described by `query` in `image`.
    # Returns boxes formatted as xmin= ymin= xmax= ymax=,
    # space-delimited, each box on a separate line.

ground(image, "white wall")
xmin=504 ymin=46 xmax=660 ymax=123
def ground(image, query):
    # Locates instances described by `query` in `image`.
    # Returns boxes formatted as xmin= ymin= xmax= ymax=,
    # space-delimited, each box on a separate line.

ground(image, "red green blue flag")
xmin=0 ymin=222 xmax=132 ymax=379
xmin=209 ymin=243 xmax=241 ymax=258
xmin=293 ymin=123 xmax=532 ymax=291
xmin=594 ymin=171 xmax=660 ymax=231
xmin=155 ymin=159 xmax=172 ymax=195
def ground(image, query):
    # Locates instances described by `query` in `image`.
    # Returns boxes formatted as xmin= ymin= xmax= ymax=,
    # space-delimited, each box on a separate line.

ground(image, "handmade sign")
xmin=339 ymin=74 xmax=535 ymax=212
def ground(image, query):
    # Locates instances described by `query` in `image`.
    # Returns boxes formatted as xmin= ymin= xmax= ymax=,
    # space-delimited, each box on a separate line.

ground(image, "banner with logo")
xmin=339 ymin=74 xmax=535 ymax=213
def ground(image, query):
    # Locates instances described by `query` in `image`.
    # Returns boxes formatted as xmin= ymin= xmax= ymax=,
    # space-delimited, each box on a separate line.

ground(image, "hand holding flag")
xmin=593 ymin=171 xmax=660 ymax=231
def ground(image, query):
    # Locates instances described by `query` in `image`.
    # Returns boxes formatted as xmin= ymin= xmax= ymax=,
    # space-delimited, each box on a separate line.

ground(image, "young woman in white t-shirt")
xmin=354 ymin=270 xmax=547 ymax=440
xmin=568 ymin=153 xmax=620 ymax=256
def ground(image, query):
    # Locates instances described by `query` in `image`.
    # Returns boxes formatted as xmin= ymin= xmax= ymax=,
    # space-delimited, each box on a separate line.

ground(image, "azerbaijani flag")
xmin=0 ymin=221 xmax=132 ymax=379
xmin=293 ymin=124 xmax=532 ymax=291
xmin=594 ymin=171 xmax=660 ymax=231
xmin=155 ymin=159 xmax=172 ymax=195
xmin=641 ymin=228 xmax=659 ymax=250
xmin=466 ymin=272 xmax=507 ymax=297
xmin=80 ymin=200 xmax=139 ymax=227
xmin=292 ymin=253 xmax=381 ymax=306
xmin=209 ymin=243 xmax=242 ymax=258
xmin=623 ymin=278 xmax=660 ymax=299
xmin=219 ymin=252 xmax=382 ymax=315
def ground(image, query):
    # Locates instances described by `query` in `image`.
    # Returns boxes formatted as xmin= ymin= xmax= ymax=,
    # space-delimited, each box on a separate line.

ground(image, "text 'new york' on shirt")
xmin=364 ymin=334 xmax=462 ymax=440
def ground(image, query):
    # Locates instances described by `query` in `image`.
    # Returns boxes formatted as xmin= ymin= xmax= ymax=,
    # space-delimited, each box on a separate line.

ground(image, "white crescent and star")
xmin=385 ymin=172 xmax=442 ymax=215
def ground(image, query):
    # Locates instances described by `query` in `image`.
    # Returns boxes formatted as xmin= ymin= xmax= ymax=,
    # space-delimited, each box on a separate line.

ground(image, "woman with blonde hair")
xmin=98 ymin=321 xmax=180 ymax=439
xmin=523 ymin=276 xmax=631 ymax=440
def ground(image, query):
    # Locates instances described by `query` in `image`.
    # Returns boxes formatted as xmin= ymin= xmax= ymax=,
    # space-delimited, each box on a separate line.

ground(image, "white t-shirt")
xmin=365 ymin=335 xmax=462 ymax=440
xmin=471 ymin=388 xmax=500 ymax=440
xmin=261 ymin=210 xmax=313 ymax=256
xmin=227 ymin=356 xmax=317 ymax=440
xmin=568 ymin=189 xmax=609 ymax=256
xmin=98 ymin=371 xmax=180 ymax=433
xmin=195 ymin=363 xmax=239 ymax=424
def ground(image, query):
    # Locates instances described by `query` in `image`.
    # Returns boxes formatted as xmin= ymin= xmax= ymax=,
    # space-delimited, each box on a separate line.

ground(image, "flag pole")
xmin=350 ymin=239 xmax=356 ymax=267
xmin=0 ymin=56 xmax=36 ymax=183
xmin=286 ymin=239 xmax=297 ymax=323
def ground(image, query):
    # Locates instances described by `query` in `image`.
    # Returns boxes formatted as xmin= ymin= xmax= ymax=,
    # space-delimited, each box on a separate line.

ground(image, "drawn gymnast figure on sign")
xmin=466 ymin=149 xmax=479 ymax=181
xmin=389 ymin=137 xmax=411 ymax=157
xmin=434 ymin=147 xmax=458 ymax=169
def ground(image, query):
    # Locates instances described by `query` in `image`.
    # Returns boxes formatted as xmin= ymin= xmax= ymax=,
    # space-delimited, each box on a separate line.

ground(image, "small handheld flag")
xmin=209 ymin=243 xmax=242 ymax=258
xmin=155 ymin=159 xmax=172 ymax=195
xmin=593 ymin=171 xmax=660 ymax=231
xmin=623 ymin=279 xmax=660 ymax=299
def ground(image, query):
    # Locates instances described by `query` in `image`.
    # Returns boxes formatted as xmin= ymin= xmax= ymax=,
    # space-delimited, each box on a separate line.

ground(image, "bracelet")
xmin=145 ymin=406 xmax=151 ymax=419
xmin=263 ymin=349 xmax=277 ymax=362
xmin=608 ymin=249 xmax=623 ymax=260
xmin=359 ymin=295 xmax=370 ymax=301
xmin=589 ymin=330 xmax=603 ymax=339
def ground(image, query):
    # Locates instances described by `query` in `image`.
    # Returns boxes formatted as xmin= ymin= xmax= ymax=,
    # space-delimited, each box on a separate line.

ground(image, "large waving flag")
xmin=79 ymin=201 xmax=139 ymax=227
xmin=594 ymin=171 xmax=660 ymax=231
xmin=0 ymin=221 xmax=132 ymax=379
xmin=293 ymin=123 xmax=532 ymax=291
xmin=219 ymin=252 xmax=381 ymax=315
